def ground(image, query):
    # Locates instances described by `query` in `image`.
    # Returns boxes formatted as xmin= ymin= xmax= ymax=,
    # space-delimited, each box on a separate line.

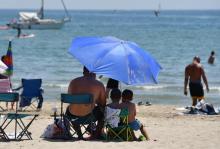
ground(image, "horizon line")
xmin=0 ymin=8 xmax=220 ymax=11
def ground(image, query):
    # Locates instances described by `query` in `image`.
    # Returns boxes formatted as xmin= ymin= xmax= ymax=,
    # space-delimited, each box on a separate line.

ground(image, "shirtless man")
xmin=66 ymin=66 xmax=106 ymax=139
xmin=184 ymin=56 xmax=209 ymax=106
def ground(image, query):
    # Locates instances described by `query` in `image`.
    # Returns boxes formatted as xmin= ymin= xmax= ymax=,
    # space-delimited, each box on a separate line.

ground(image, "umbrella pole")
xmin=119 ymin=82 xmax=122 ymax=91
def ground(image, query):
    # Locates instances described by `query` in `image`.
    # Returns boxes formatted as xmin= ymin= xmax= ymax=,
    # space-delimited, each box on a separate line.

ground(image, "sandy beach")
xmin=1 ymin=102 xmax=220 ymax=149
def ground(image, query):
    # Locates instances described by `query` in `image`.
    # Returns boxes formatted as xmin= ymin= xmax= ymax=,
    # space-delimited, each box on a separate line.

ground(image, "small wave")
xmin=136 ymin=85 xmax=167 ymax=90
xmin=210 ymin=87 xmax=220 ymax=91
xmin=43 ymin=84 xmax=68 ymax=88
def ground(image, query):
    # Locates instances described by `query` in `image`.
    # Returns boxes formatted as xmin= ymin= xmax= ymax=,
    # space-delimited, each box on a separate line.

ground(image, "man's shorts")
xmin=189 ymin=81 xmax=204 ymax=99
xmin=65 ymin=106 xmax=104 ymax=123
xmin=129 ymin=119 xmax=142 ymax=131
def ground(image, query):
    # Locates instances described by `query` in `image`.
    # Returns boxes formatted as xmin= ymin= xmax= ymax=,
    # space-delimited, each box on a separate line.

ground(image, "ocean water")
xmin=0 ymin=10 xmax=220 ymax=106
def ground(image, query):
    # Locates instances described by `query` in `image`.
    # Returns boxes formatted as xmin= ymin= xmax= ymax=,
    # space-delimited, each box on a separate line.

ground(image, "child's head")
xmin=110 ymin=88 xmax=121 ymax=103
xmin=122 ymin=89 xmax=133 ymax=102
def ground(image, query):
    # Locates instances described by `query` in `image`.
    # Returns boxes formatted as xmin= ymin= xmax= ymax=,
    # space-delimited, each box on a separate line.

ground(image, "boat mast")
xmin=61 ymin=0 xmax=71 ymax=21
xmin=38 ymin=0 xmax=44 ymax=19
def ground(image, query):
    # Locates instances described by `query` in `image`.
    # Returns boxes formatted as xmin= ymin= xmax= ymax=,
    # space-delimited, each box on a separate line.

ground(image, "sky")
xmin=0 ymin=0 xmax=220 ymax=10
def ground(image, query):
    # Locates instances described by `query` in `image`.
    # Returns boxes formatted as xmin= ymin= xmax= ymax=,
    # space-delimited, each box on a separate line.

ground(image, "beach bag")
xmin=205 ymin=104 xmax=216 ymax=115
xmin=197 ymin=100 xmax=217 ymax=115
xmin=41 ymin=119 xmax=71 ymax=139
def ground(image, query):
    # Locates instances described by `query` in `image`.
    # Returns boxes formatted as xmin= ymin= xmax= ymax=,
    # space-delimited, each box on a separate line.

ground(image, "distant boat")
xmin=154 ymin=3 xmax=161 ymax=17
xmin=6 ymin=0 xmax=71 ymax=30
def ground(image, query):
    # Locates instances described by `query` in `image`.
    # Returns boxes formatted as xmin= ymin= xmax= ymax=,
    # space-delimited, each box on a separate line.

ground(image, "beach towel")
xmin=105 ymin=106 xmax=121 ymax=128
xmin=176 ymin=102 xmax=219 ymax=115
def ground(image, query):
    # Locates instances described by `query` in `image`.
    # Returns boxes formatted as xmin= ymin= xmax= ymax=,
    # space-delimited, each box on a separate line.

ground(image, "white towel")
xmin=105 ymin=106 xmax=121 ymax=128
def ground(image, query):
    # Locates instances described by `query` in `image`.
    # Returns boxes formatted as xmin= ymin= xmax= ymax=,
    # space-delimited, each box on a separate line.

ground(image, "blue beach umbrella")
xmin=69 ymin=36 xmax=162 ymax=85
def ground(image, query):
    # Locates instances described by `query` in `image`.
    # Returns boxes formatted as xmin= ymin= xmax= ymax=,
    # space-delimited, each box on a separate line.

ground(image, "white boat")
xmin=7 ymin=0 xmax=70 ymax=30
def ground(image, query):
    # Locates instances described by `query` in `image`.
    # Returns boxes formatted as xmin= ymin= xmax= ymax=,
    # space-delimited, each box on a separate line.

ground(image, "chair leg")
xmin=0 ymin=127 xmax=10 ymax=141
xmin=16 ymin=115 xmax=37 ymax=140
xmin=0 ymin=106 xmax=5 ymax=111
xmin=16 ymin=118 xmax=32 ymax=140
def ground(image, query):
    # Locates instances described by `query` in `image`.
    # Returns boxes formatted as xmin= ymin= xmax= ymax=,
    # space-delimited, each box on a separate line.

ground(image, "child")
xmin=107 ymin=88 xmax=121 ymax=109
xmin=120 ymin=89 xmax=149 ymax=141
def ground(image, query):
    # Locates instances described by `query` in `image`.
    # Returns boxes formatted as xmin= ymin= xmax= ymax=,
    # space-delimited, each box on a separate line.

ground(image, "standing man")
xmin=184 ymin=56 xmax=209 ymax=106
xmin=17 ymin=26 xmax=21 ymax=38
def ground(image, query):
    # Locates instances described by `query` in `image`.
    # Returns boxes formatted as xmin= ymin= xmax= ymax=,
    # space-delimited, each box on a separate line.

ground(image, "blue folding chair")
xmin=0 ymin=93 xmax=38 ymax=141
xmin=60 ymin=93 xmax=96 ymax=139
xmin=15 ymin=79 xmax=44 ymax=111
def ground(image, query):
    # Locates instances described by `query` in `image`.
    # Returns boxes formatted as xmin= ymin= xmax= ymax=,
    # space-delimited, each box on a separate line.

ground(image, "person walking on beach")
xmin=66 ymin=66 xmax=106 ymax=140
xmin=184 ymin=56 xmax=209 ymax=106
xmin=208 ymin=51 xmax=215 ymax=64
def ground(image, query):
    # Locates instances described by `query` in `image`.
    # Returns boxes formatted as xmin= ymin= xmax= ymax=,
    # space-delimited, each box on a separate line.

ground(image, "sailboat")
xmin=154 ymin=3 xmax=161 ymax=17
xmin=6 ymin=0 xmax=71 ymax=30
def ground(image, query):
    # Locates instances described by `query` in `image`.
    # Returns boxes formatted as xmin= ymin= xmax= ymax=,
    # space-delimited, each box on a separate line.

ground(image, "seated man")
xmin=119 ymin=89 xmax=149 ymax=141
xmin=66 ymin=66 xmax=106 ymax=140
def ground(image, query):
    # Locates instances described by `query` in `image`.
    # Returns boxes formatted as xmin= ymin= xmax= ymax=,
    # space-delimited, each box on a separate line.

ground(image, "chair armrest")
xmin=12 ymin=86 xmax=23 ymax=91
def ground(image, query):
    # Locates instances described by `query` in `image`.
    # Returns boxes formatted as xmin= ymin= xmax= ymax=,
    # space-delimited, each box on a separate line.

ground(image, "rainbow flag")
xmin=4 ymin=40 xmax=13 ymax=76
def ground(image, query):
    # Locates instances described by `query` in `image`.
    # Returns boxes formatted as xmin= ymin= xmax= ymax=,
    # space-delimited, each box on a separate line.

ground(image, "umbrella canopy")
xmin=2 ymin=40 xmax=13 ymax=77
xmin=69 ymin=36 xmax=162 ymax=85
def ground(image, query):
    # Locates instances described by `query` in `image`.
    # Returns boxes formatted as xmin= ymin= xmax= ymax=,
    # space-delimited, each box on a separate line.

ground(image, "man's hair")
xmin=211 ymin=51 xmax=215 ymax=55
xmin=83 ymin=66 xmax=90 ymax=75
xmin=110 ymin=88 xmax=121 ymax=102
xmin=193 ymin=56 xmax=200 ymax=63
xmin=122 ymin=89 xmax=133 ymax=101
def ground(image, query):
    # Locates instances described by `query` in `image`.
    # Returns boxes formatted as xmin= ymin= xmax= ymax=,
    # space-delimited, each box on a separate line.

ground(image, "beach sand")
xmin=1 ymin=102 xmax=220 ymax=149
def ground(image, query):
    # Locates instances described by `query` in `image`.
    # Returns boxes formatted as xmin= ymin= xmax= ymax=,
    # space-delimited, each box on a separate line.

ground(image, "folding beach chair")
xmin=0 ymin=79 xmax=12 ymax=111
xmin=105 ymin=108 xmax=133 ymax=141
xmin=0 ymin=93 xmax=38 ymax=141
xmin=60 ymin=93 xmax=96 ymax=139
xmin=15 ymin=79 xmax=44 ymax=111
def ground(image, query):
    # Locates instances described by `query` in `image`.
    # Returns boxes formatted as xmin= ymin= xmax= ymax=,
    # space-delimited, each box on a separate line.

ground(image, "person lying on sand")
xmin=66 ymin=66 xmax=106 ymax=140
xmin=119 ymin=89 xmax=149 ymax=141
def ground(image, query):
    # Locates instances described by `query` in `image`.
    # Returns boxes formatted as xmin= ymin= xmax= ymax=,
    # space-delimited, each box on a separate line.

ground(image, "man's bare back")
xmin=68 ymin=72 xmax=106 ymax=116
xmin=185 ymin=63 xmax=203 ymax=82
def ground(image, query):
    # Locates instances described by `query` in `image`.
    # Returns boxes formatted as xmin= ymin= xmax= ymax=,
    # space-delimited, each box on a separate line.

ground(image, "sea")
xmin=0 ymin=10 xmax=220 ymax=106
